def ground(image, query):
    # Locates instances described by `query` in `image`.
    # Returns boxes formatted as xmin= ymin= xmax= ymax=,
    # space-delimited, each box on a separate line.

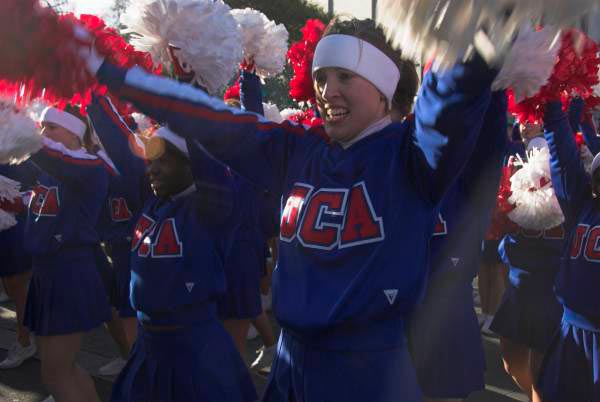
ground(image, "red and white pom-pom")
xmin=0 ymin=99 xmax=42 ymax=164
xmin=287 ymin=19 xmax=325 ymax=104
xmin=509 ymin=29 xmax=600 ymax=123
xmin=284 ymin=108 xmax=323 ymax=127
xmin=231 ymin=8 xmax=289 ymax=78
xmin=123 ymin=0 xmax=242 ymax=94
xmin=507 ymin=147 xmax=564 ymax=230
xmin=493 ymin=25 xmax=560 ymax=102
xmin=0 ymin=174 xmax=23 ymax=231
xmin=263 ymin=102 xmax=283 ymax=123
xmin=376 ymin=0 xmax=598 ymax=70
xmin=280 ymin=108 xmax=303 ymax=121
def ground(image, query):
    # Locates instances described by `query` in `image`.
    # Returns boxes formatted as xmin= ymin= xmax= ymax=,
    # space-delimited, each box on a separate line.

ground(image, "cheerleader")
xmin=408 ymin=90 xmax=508 ymax=402
xmin=87 ymin=96 xmax=257 ymax=402
xmin=78 ymin=16 xmax=498 ymax=401
xmin=23 ymin=106 xmax=111 ymax=401
xmin=535 ymin=99 xmax=600 ymax=402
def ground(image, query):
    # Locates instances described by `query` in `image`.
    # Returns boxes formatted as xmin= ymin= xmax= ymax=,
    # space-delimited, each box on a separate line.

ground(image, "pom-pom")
xmin=0 ymin=174 xmax=23 ymax=231
xmin=377 ymin=0 xmax=599 ymax=71
xmin=123 ymin=0 xmax=242 ymax=94
xmin=263 ymin=102 xmax=283 ymax=123
xmin=507 ymin=147 xmax=565 ymax=230
xmin=231 ymin=8 xmax=289 ymax=78
xmin=509 ymin=29 xmax=600 ymax=123
xmin=0 ymin=100 xmax=42 ymax=164
xmin=285 ymin=108 xmax=323 ymax=127
xmin=493 ymin=26 xmax=560 ymax=102
xmin=574 ymin=132 xmax=595 ymax=174
xmin=224 ymin=80 xmax=241 ymax=101
xmin=287 ymin=19 xmax=325 ymax=104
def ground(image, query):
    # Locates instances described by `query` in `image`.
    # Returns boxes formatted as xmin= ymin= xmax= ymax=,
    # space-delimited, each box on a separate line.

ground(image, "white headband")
xmin=312 ymin=34 xmax=401 ymax=106
xmin=154 ymin=126 xmax=189 ymax=158
xmin=40 ymin=107 xmax=87 ymax=141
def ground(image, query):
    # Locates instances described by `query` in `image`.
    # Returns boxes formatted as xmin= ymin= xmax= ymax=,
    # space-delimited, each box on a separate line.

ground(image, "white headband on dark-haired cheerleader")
xmin=312 ymin=34 xmax=401 ymax=106
xmin=154 ymin=126 xmax=189 ymax=158
xmin=40 ymin=107 xmax=87 ymax=141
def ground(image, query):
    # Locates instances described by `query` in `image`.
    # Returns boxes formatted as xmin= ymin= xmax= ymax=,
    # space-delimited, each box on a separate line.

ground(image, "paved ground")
xmin=0 ymin=287 xmax=526 ymax=402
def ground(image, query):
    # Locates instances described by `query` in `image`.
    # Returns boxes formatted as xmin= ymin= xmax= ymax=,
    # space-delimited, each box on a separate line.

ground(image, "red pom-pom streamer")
xmin=0 ymin=3 xmax=161 ymax=117
xmin=486 ymin=163 xmax=519 ymax=240
xmin=287 ymin=19 xmax=325 ymax=104
xmin=287 ymin=108 xmax=323 ymax=127
xmin=509 ymin=29 xmax=600 ymax=124
xmin=224 ymin=79 xmax=241 ymax=101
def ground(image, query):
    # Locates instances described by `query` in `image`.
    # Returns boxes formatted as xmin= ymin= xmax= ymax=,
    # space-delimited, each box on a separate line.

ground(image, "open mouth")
xmin=326 ymin=107 xmax=350 ymax=124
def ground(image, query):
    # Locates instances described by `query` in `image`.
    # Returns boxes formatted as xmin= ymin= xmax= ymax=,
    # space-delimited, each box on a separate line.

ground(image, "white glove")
xmin=72 ymin=25 xmax=105 ymax=76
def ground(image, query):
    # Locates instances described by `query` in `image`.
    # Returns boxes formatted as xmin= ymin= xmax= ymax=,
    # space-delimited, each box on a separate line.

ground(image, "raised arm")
xmin=239 ymin=70 xmax=264 ymax=115
xmin=460 ymin=90 xmax=509 ymax=196
xmin=543 ymin=100 xmax=592 ymax=222
xmin=96 ymin=63 xmax=322 ymax=196
xmin=30 ymin=138 xmax=110 ymax=189
xmin=87 ymin=95 xmax=147 ymax=178
xmin=409 ymin=55 xmax=497 ymax=203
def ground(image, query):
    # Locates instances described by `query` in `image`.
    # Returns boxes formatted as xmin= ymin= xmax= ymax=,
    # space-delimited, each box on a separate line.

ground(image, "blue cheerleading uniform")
xmin=88 ymin=96 xmax=147 ymax=318
xmin=408 ymin=90 xmax=508 ymax=398
xmin=95 ymin=55 xmax=496 ymax=401
xmin=536 ymin=101 xmax=600 ymax=402
xmin=21 ymin=139 xmax=111 ymax=335
xmin=89 ymin=98 xmax=256 ymax=402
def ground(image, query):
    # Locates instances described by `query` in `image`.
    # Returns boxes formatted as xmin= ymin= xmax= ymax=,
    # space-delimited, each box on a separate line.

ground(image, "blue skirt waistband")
xmin=137 ymin=303 xmax=217 ymax=327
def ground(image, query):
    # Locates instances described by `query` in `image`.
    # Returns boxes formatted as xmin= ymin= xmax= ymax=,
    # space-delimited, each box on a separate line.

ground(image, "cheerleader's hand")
xmin=72 ymin=25 xmax=105 ymax=76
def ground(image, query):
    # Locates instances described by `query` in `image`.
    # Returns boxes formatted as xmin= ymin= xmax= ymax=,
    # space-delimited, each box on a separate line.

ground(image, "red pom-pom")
xmin=486 ymin=164 xmax=519 ymax=240
xmin=287 ymin=19 xmax=325 ymax=104
xmin=224 ymin=79 xmax=241 ymax=101
xmin=509 ymin=29 xmax=600 ymax=124
xmin=287 ymin=108 xmax=323 ymax=127
xmin=0 ymin=4 xmax=161 ymax=116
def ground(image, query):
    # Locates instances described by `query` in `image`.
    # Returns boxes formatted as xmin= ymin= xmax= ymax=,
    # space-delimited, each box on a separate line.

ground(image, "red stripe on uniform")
xmin=43 ymin=147 xmax=103 ymax=167
xmin=99 ymin=97 xmax=147 ymax=157
xmin=122 ymin=86 xmax=331 ymax=144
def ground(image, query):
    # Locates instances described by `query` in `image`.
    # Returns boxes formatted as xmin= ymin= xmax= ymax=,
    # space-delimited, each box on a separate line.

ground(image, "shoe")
xmin=250 ymin=345 xmax=276 ymax=371
xmin=0 ymin=340 xmax=37 ymax=369
xmin=41 ymin=396 xmax=55 ymax=402
xmin=98 ymin=357 xmax=127 ymax=376
xmin=261 ymin=291 xmax=272 ymax=312
xmin=481 ymin=315 xmax=495 ymax=336
xmin=246 ymin=324 xmax=259 ymax=340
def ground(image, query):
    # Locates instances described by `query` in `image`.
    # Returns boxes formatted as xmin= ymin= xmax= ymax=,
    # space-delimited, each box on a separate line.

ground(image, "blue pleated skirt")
xmin=538 ymin=309 xmax=600 ymax=402
xmin=109 ymin=241 xmax=136 ymax=318
xmin=24 ymin=247 xmax=112 ymax=336
xmin=490 ymin=274 xmax=562 ymax=352
xmin=111 ymin=321 xmax=258 ymax=402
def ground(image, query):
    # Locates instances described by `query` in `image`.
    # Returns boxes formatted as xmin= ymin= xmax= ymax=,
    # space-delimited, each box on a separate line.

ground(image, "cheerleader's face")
xmin=520 ymin=122 xmax=542 ymax=140
xmin=146 ymin=144 xmax=193 ymax=199
xmin=40 ymin=122 xmax=82 ymax=151
xmin=314 ymin=67 xmax=388 ymax=144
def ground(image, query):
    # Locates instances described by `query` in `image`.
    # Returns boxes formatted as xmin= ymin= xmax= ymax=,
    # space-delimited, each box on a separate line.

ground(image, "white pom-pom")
xmin=0 ymin=175 xmax=21 ymax=202
xmin=507 ymin=147 xmax=565 ymax=230
xmin=0 ymin=100 xmax=42 ymax=165
xmin=492 ymin=26 xmax=561 ymax=102
xmin=262 ymin=102 xmax=283 ymax=123
xmin=280 ymin=108 xmax=303 ymax=121
xmin=123 ymin=0 xmax=242 ymax=94
xmin=377 ymin=0 xmax=598 ymax=70
xmin=0 ymin=210 xmax=17 ymax=232
xmin=231 ymin=8 xmax=289 ymax=77
xmin=0 ymin=174 xmax=22 ymax=231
